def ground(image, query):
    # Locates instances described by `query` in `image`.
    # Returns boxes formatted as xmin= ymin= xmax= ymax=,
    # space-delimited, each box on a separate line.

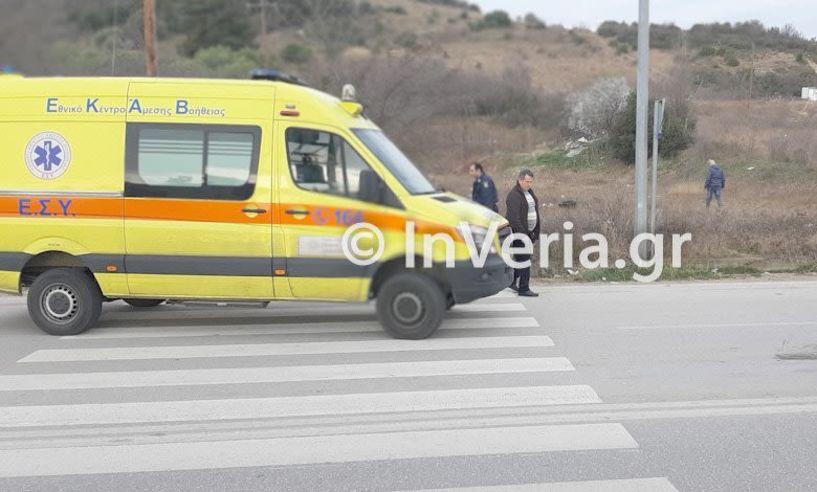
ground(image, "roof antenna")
xmin=111 ymin=0 xmax=118 ymax=76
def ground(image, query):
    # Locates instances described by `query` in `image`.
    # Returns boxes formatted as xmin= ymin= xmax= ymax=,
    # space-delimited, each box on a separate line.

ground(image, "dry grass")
xmin=437 ymin=161 xmax=817 ymax=270
xmin=690 ymin=99 xmax=817 ymax=166
xmin=436 ymin=26 xmax=677 ymax=92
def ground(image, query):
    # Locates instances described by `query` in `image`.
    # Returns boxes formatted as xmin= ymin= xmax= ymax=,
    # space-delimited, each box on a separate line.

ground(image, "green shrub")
xmin=416 ymin=0 xmax=477 ymax=9
xmin=68 ymin=3 xmax=132 ymax=32
xmin=395 ymin=32 xmax=418 ymax=49
xmin=569 ymin=30 xmax=587 ymax=45
xmin=474 ymin=10 xmax=512 ymax=30
xmin=647 ymin=24 xmax=684 ymax=50
xmin=595 ymin=21 xmax=682 ymax=50
xmin=280 ymin=43 xmax=313 ymax=64
xmin=687 ymin=21 xmax=816 ymax=54
xmin=724 ymin=53 xmax=740 ymax=66
xmin=524 ymin=13 xmax=546 ymax=30
xmin=597 ymin=21 xmax=624 ymax=38
xmin=358 ymin=1 xmax=375 ymax=15
xmin=609 ymin=93 xmax=696 ymax=163
xmin=177 ymin=0 xmax=257 ymax=56
xmin=193 ymin=45 xmax=260 ymax=78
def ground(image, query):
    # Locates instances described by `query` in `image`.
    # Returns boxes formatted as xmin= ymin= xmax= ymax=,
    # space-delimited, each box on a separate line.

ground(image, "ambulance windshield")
xmin=354 ymin=129 xmax=436 ymax=195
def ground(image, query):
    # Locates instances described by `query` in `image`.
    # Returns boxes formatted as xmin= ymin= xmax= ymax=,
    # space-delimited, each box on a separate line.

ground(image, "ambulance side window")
xmin=286 ymin=128 xmax=386 ymax=205
xmin=125 ymin=123 xmax=260 ymax=200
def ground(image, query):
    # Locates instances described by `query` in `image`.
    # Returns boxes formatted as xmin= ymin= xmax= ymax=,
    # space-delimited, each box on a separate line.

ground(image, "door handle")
xmin=242 ymin=207 xmax=268 ymax=214
xmin=285 ymin=209 xmax=309 ymax=216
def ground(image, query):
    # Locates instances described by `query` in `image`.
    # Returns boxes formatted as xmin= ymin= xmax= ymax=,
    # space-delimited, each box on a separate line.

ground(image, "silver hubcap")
xmin=41 ymin=284 xmax=79 ymax=324
xmin=392 ymin=292 xmax=424 ymax=325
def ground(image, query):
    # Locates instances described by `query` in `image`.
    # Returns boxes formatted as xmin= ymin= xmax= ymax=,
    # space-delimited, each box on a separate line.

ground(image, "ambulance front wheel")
xmin=376 ymin=272 xmax=446 ymax=340
xmin=27 ymin=268 xmax=103 ymax=336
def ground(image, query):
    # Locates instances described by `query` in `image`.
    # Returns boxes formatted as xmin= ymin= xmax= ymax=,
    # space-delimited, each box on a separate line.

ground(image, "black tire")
xmin=376 ymin=272 xmax=446 ymax=339
xmin=27 ymin=268 xmax=103 ymax=336
xmin=124 ymin=299 xmax=165 ymax=308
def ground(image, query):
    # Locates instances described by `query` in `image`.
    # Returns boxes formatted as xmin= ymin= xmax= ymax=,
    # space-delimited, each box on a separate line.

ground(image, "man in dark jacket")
xmin=705 ymin=159 xmax=726 ymax=208
xmin=505 ymin=169 xmax=540 ymax=297
xmin=469 ymin=162 xmax=498 ymax=212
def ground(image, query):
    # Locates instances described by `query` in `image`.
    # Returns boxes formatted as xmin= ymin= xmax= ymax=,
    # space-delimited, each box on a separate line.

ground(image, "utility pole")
xmin=634 ymin=0 xmax=650 ymax=256
xmin=248 ymin=0 xmax=273 ymax=65
xmin=650 ymin=98 xmax=666 ymax=242
xmin=143 ymin=0 xmax=157 ymax=76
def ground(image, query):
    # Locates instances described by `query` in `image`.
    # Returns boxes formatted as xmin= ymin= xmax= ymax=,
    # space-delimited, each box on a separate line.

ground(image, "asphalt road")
xmin=1 ymin=280 xmax=816 ymax=491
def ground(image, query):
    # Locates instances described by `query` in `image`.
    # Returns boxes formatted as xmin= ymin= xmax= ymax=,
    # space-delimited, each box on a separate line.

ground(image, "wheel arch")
xmin=20 ymin=251 xmax=100 ymax=290
xmin=368 ymin=255 xmax=451 ymax=299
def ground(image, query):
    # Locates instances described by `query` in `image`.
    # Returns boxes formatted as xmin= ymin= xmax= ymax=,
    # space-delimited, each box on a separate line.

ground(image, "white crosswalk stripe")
xmin=63 ymin=316 xmax=541 ymax=339
xmin=402 ymin=477 xmax=679 ymax=492
xmin=0 ymin=357 xmax=572 ymax=391
xmin=19 ymin=336 xmax=554 ymax=362
xmin=96 ymin=301 xmax=526 ymax=322
xmin=0 ymin=423 xmax=637 ymax=478
xmin=0 ymin=385 xmax=602 ymax=428
xmin=0 ymin=295 xmax=671 ymax=489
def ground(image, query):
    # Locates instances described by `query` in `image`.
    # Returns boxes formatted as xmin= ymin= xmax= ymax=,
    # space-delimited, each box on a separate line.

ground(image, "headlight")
xmin=457 ymin=223 xmax=496 ymax=253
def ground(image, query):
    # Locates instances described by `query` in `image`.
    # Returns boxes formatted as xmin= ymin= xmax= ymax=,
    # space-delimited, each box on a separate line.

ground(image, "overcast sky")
xmin=473 ymin=1 xmax=817 ymax=39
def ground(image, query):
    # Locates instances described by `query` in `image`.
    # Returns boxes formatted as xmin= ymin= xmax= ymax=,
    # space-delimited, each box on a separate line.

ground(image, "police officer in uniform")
xmin=469 ymin=162 xmax=498 ymax=212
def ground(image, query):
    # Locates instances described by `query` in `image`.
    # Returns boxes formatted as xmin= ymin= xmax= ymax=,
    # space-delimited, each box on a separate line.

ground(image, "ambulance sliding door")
xmin=122 ymin=83 xmax=275 ymax=299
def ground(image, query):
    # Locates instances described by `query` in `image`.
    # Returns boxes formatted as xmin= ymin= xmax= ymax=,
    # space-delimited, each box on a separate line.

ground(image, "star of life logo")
xmin=24 ymin=132 xmax=72 ymax=180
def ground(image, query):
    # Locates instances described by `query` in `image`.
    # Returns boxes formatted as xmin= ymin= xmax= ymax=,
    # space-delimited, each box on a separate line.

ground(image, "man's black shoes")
xmin=518 ymin=290 xmax=539 ymax=297
xmin=508 ymin=284 xmax=519 ymax=292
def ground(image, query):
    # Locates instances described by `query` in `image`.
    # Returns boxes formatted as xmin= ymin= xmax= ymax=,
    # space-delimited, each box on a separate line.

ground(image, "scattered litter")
xmin=777 ymin=343 xmax=817 ymax=360
xmin=747 ymin=166 xmax=756 ymax=171
xmin=564 ymin=138 xmax=592 ymax=157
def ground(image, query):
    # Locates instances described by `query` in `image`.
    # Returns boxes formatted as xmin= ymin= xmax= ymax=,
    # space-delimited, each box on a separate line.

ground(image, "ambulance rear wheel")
xmin=124 ymin=299 xmax=165 ymax=308
xmin=376 ymin=272 xmax=445 ymax=340
xmin=27 ymin=268 xmax=103 ymax=336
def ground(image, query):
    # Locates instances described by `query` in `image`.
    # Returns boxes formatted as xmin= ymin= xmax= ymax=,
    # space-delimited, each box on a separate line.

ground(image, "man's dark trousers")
xmin=511 ymin=238 xmax=532 ymax=292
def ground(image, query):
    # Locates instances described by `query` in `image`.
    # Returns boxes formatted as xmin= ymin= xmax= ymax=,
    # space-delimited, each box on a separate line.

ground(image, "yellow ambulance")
xmin=0 ymin=71 xmax=512 ymax=339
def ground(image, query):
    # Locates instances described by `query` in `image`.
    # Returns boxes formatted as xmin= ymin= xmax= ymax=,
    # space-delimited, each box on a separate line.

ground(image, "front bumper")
xmin=447 ymin=254 xmax=513 ymax=305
